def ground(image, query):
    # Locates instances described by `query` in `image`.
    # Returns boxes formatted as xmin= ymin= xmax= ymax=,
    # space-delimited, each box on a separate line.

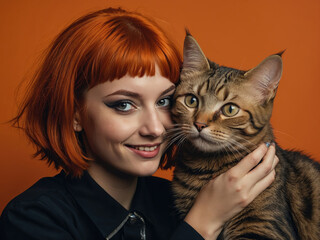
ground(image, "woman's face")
xmin=77 ymin=67 xmax=175 ymax=177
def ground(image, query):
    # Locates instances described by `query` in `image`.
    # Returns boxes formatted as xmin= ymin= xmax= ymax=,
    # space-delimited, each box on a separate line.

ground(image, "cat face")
xmin=170 ymin=33 xmax=283 ymax=153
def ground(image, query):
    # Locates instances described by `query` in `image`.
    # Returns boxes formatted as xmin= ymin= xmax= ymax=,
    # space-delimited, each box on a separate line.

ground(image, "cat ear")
xmin=182 ymin=31 xmax=210 ymax=74
xmin=244 ymin=53 xmax=283 ymax=103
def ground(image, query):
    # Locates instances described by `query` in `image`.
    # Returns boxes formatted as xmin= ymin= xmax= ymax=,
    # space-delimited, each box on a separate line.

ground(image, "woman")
xmin=0 ymin=8 xmax=277 ymax=240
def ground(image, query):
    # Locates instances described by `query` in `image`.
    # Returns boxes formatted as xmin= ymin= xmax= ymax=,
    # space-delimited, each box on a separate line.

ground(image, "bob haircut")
xmin=13 ymin=8 xmax=181 ymax=177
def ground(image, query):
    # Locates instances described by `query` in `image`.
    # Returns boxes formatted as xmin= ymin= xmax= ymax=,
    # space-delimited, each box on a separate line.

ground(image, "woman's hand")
xmin=184 ymin=143 xmax=278 ymax=240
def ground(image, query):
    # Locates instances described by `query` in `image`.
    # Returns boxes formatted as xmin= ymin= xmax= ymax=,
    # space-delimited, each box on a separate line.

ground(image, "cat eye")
xmin=185 ymin=94 xmax=198 ymax=108
xmin=221 ymin=104 xmax=239 ymax=117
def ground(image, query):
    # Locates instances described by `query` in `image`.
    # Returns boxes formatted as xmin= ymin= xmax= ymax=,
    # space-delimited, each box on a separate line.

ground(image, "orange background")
xmin=1 ymin=0 xmax=319 ymax=212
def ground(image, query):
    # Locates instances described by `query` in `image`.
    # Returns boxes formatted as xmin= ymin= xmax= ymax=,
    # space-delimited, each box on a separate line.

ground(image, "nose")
xmin=139 ymin=108 xmax=165 ymax=138
xmin=194 ymin=122 xmax=208 ymax=132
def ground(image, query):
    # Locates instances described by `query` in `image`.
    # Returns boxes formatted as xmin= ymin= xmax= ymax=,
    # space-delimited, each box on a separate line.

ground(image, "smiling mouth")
xmin=125 ymin=144 xmax=161 ymax=158
xmin=129 ymin=145 xmax=159 ymax=152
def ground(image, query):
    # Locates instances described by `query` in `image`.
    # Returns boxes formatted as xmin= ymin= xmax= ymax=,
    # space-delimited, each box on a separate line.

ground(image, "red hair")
xmin=13 ymin=8 xmax=181 ymax=176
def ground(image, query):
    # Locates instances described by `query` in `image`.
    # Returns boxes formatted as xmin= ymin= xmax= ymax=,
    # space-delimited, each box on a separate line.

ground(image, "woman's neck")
xmin=88 ymin=162 xmax=138 ymax=210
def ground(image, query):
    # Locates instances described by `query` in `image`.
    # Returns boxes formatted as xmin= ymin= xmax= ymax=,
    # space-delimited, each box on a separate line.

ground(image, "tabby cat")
xmin=168 ymin=32 xmax=320 ymax=239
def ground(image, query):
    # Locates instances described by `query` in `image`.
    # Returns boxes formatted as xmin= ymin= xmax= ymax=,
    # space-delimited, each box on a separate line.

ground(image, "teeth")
xmin=135 ymin=146 xmax=158 ymax=152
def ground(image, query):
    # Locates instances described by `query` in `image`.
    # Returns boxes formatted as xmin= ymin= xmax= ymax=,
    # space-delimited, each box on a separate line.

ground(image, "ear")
xmin=182 ymin=31 xmax=210 ymax=74
xmin=244 ymin=54 xmax=283 ymax=103
xmin=73 ymin=111 xmax=83 ymax=132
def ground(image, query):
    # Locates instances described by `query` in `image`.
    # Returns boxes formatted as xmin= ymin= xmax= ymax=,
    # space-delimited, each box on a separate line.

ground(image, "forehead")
xmin=86 ymin=69 xmax=174 ymax=99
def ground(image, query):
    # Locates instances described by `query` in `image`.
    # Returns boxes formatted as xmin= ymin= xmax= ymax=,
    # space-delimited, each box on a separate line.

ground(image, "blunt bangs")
xmin=82 ymin=15 xmax=181 ymax=88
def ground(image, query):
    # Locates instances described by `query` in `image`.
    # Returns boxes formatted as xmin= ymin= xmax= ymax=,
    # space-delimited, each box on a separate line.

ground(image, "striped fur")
xmin=169 ymin=33 xmax=320 ymax=239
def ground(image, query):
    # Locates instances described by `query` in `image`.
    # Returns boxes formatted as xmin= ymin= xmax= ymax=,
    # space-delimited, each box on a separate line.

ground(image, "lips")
xmin=125 ymin=143 xmax=161 ymax=158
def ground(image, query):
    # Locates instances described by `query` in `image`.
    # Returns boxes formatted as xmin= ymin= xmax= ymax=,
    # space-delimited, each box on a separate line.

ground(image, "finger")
xmin=272 ymin=155 xmax=279 ymax=170
xmin=246 ymin=143 xmax=276 ymax=185
xmin=229 ymin=143 xmax=268 ymax=178
xmin=248 ymin=169 xmax=276 ymax=204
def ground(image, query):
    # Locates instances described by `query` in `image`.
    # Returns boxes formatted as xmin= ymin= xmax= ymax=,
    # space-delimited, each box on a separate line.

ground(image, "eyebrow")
xmin=105 ymin=85 xmax=176 ymax=99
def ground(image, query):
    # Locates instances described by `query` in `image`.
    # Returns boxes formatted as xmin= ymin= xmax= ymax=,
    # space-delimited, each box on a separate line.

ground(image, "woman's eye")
xmin=185 ymin=94 xmax=198 ymax=108
xmin=157 ymin=97 xmax=171 ymax=108
xmin=116 ymin=102 xmax=133 ymax=111
xmin=221 ymin=104 xmax=239 ymax=117
xmin=106 ymin=101 xmax=136 ymax=112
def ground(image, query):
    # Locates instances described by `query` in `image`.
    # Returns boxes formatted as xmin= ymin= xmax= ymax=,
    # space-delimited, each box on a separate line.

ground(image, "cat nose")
xmin=194 ymin=122 xmax=208 ymax=132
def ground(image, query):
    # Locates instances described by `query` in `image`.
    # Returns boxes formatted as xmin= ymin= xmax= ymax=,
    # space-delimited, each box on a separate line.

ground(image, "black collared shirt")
xmin=0 ymin=171 xmax=204 ymax=240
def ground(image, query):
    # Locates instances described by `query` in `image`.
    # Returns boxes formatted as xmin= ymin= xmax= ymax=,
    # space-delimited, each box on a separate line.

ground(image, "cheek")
xmin=160 ymin=111 xmax=174 ymax=129
xmin=98 ymin=117 xmax=139 ymax=143
xmin=83 ymin=108 xmax=135 ymax=144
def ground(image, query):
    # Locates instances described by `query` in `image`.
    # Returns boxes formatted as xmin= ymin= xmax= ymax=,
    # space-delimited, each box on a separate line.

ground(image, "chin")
xmin=191 ymin=138 xmax=224 ymax=153
xmin=133 ymin=160 xmax=161 ymax=177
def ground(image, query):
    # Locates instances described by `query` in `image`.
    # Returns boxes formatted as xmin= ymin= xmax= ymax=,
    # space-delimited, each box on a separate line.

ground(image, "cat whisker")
xmin=224 ymin=143 xmax=240 ymax=162
xmin=228 ymin=137 xmax=257 ymax=155
xmin=163 ymin=127 xmax=194 ymax=153
xmin=225 ymin=140 xmax=246 ymax=160
xmin=272 ymin=129 xmax=296 ymax=141
xmin=176 ymin=135 xmax=188 ymax=149
xmin=228 ymin=139 xmax=251 ymax=153
xmin=163 ymin=132 xmax=184 ymax=153
xmin=230 ymin=135 xmax=257 ymax=149
xmin=226 ymin=138 xmax=251 ymax=158
xmin=165 ymin=125 xmax=191 ymax=137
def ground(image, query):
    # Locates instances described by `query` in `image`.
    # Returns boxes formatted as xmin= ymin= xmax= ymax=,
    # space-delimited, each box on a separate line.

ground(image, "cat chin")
xmin=190 ymin=138 xmax=224 ymax=153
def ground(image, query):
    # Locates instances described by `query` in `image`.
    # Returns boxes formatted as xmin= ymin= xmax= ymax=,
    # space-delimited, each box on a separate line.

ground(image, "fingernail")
xmin=265 ymin=142 xmax=271 ymax=147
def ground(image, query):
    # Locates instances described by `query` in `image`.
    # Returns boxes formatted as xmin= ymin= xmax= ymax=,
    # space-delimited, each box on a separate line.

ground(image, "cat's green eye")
xmin=185 ymin=94 xmax=198 ymax=108
xmin=222 ymin=104 xmax=239 ymax=117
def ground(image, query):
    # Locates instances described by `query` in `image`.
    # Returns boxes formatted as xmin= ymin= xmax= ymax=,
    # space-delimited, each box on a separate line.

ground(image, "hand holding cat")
xmin=184 ymin=143 xmax=278 ymax=240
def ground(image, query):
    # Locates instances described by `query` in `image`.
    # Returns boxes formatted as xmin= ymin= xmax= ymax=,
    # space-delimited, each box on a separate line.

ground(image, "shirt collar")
xmin=63 ymin=171 xmax=158 ymax=238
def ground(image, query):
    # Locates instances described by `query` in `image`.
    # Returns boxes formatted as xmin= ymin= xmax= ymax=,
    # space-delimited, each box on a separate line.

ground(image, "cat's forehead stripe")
xmin=198 ymin=77 xmax=211 ymax=95
xmin=213 ymin=75 xmax=227 ymax=97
